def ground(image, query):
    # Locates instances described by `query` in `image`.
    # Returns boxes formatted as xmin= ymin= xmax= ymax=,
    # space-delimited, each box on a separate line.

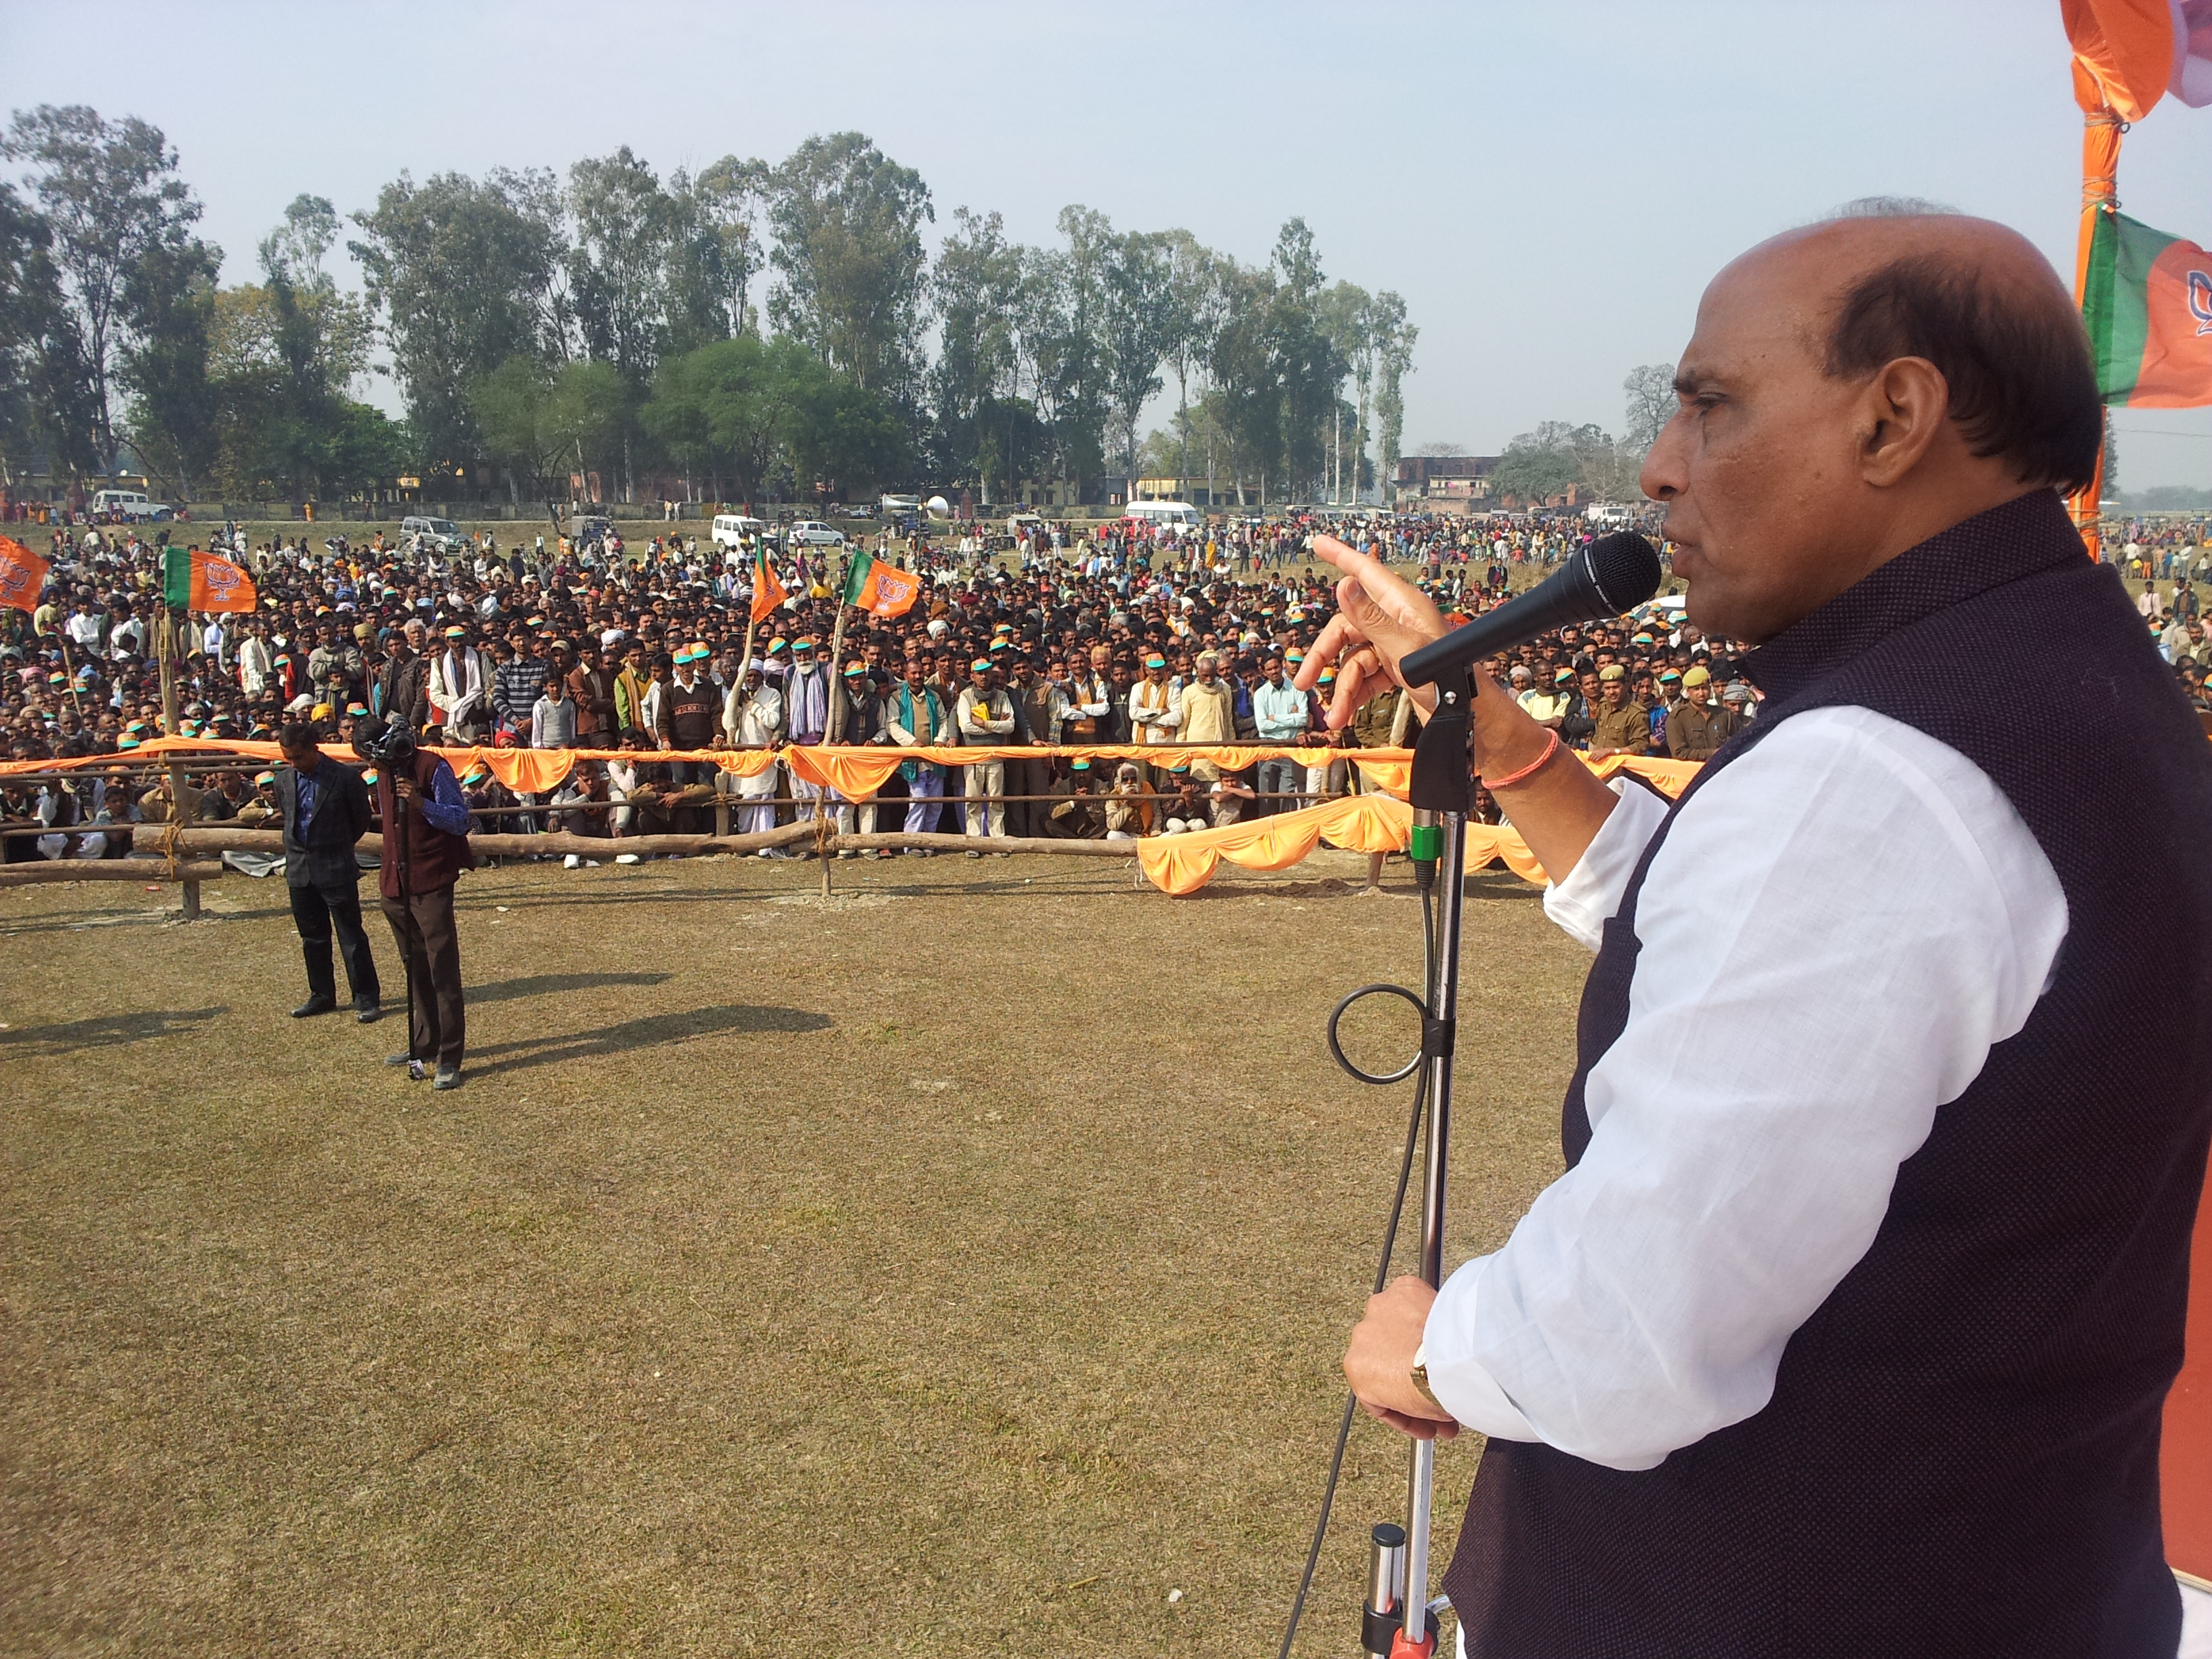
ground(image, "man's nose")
xmin=1639 ymin=411 xmax=1689 ymax=503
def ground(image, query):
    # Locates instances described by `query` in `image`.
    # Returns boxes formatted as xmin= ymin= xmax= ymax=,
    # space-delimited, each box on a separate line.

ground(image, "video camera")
xmin=351 ymin=713 xmax=418 ymax=769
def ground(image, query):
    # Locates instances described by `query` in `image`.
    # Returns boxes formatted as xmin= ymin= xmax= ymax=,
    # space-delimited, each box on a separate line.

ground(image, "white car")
xmin=785 ymin=520 xmax=846 ymax=548
xmin=91 ymin=488 xmax=166 ymax=521
xmin=712 ymin=513 xmax=769 ymax=550
xmin=401 ymin=514 xmax=465 ymax=552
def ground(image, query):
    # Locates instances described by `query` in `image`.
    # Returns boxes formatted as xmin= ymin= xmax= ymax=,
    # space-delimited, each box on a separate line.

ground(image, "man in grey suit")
xmin=277 ymin=720 xmax=382 ymax=1022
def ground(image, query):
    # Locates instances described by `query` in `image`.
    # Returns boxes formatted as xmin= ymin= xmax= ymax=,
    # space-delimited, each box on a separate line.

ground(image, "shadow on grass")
xmin=466 ymin=1004 xmax=831 ymax=1079
xmin=468 ymin=971 xmax=674 ymax=1005
xmin=0 ymin=1005 xmax=229 ymax=1057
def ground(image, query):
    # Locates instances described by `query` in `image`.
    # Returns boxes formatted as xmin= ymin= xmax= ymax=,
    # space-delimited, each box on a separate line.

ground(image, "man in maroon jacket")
xmin=358 ymin=716 xmax=474 ymax=1090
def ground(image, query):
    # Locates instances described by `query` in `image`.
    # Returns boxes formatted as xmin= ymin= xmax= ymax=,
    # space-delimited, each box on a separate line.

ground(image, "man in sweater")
xmin=885 ymin=658 xmax=950 ymax=850
xmin=1323 ymin=207 xmax=2212 ymax=1657
xmin=659 ymin=645 xmax=718 ymax=781
xmin=955 ymin=657 xmax=1015 ymax=850
xmin=529 ymin=670 xmax=577 ymax=750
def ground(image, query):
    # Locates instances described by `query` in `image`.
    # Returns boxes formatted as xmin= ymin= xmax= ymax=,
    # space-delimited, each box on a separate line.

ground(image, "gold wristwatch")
xmin=1411 ymin=1341 xmax=1442 ymax=1409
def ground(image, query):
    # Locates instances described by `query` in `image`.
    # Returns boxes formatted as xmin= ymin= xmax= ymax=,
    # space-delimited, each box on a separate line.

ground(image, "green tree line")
xmin=0 ymin=108 xmax=1418 ymax=508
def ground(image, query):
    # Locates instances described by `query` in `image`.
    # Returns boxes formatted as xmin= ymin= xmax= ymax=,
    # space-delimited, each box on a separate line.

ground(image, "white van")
xmin=712 ymin=513 xmax=769 ymax=550
xmin=92 ymin=488 xmax=162 ymax=520
xmin=1124 ymin=499 xmax=1201 ymax=530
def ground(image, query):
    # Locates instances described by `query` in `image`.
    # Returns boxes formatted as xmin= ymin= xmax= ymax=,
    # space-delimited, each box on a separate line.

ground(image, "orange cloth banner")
xmin=0 ymin=738 xmax=1421 ymax=790
xmin=0 ymin=740 xmax=1710 ymax=807
xmin=0 ymin=534 xmax=49 ymax=613
xmin=1137 ymin=793 xmax=1416 ymax=897
xmin=1132 ymin=752 xmax=1700 ymax=895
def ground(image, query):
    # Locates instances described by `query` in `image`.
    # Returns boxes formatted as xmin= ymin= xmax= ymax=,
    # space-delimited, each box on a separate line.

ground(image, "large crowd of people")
xmin=5 ymin=506 xmax=2206 ymax=863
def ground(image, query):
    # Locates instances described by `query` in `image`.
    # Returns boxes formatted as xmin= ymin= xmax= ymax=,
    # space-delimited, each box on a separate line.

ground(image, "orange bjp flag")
xmin=162 ymin=546 xmax=257 ymax=612
xmin=0 ymin=534 xmax=49 ymax=613
xmin=751 ymin=549 xmax=788 ymax=623
xmin=842 ymin=551 xmax=921 ymax=619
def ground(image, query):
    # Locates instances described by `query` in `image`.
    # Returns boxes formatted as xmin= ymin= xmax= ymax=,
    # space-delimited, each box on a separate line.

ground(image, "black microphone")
xmin=1398 ymin=531 xmax=1665 ymax=689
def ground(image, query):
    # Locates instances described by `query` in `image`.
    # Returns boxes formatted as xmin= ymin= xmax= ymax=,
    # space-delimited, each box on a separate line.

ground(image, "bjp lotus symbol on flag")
xmin=163 ymin=546 xmax=258 ymax=612
xmin=2083 ymin=212 xmax=2212 ymax=409
xmin=0 ymin=535 xmax=49 ymax=613
xmin=840 ymin=552 xmax=922 ymax=619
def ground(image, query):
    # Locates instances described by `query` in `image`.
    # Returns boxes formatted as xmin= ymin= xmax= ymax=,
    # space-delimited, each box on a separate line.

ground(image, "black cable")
xmin=1277 ymin=884 xmax=1437 ymax=1659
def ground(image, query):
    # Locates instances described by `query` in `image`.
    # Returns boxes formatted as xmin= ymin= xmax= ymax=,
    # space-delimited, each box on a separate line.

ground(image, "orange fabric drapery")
xmin=0 ymin=737 xmax=1418 ymax=791
xmin=1136 ymin=793 xmax=1416 ymax=896
xmin=1133 ymin=751 xmax=1700 ymax=896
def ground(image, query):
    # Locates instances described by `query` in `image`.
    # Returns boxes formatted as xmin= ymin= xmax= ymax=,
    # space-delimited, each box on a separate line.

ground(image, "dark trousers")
xmin=290 ymin=880 xmax=381 ymax=1007
xmin=380 ymin=884 xmax=464 ymax=1068
xmin=1006 ymin=756 xmax=1053 ymax=837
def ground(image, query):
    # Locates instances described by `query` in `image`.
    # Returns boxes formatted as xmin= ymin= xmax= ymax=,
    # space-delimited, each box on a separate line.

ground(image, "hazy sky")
xmin=6 ymin=0 xmax=2210 ymax=487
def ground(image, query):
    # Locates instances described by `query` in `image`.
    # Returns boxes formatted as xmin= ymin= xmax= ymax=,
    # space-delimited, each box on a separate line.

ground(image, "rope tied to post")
xmin=154 ymin=817 xmax=186 ymax=882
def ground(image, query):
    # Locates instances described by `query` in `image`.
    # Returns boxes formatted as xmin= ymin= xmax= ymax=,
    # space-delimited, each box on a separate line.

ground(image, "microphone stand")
xmin=1378 ymin=669 xmax=1473 ymax=1659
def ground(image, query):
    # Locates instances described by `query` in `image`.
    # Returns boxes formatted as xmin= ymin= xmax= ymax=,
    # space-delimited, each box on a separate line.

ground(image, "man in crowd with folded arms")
xmin=1315 ymin=203 xmax=2212 ymax=1657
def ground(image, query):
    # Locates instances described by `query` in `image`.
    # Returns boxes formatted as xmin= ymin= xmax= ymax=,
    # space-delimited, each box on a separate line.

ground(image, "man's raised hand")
xmin=1295 ymin=535 xmax=1449 ymax=729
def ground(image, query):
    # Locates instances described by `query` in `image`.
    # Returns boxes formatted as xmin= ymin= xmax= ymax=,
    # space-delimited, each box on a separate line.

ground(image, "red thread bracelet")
xmin=1481 ymin=730 xmax=1561 ymax=790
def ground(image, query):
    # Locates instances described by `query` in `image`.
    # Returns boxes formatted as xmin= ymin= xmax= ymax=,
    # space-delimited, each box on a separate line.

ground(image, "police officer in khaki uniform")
xmin=1665 ymin=664 xmax=1740 ymax=760
xmin=1586 ymin=663 xmax=1650 ymax=760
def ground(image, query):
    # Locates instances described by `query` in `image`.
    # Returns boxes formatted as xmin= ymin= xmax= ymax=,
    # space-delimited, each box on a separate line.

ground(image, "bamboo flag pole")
xmin=155 ymin=604 xmax=202 ymax=920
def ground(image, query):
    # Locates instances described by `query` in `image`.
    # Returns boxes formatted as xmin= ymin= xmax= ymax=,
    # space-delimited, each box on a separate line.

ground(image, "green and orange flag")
xmin=839 ymin=551 xmax=921 ymax=619
xmin=2082 ymin=211 xmax=2212 ymax=409
xmin=0 ymin=534 xmax=48 ymax=613
xmin=750 ymin=548 xmax=789 ymax=623
xmin=162 ymin=546 xmax=258 ymax=612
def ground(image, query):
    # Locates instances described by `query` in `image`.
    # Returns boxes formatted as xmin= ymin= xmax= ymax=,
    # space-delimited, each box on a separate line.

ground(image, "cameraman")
xmin=357 ymin=716 xmax=474 ymax=1090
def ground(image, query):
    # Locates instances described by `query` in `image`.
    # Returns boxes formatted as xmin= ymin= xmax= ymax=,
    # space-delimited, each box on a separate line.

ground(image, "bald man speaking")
xmin=1315 ymin=203 xmax=2212 ymax=1657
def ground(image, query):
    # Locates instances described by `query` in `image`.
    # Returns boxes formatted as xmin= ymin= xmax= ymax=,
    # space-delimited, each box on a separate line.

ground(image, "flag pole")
xmin=738 ymin=553 xmax=760 ymax=683
xmin=155 ymin=598 xmax=201 ymax=921
xmin=2067 ymin=64 xmax=2125 ymax=562
xmin=825 ymin=574 xmax=851 ymax=745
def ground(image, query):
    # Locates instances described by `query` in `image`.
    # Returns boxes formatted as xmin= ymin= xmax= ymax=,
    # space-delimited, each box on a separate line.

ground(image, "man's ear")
xmin=1856 ymin=356 xmax=1951 ymax=487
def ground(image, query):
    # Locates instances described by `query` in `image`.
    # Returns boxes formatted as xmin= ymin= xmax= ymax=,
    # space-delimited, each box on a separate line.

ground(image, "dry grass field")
xmin=0 ymin=848 xmax=1589 ymax=1657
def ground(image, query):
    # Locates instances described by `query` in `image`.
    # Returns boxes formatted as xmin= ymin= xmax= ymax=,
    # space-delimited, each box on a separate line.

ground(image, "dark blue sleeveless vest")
xmin=1442 ymin=490 xmax=2212 ymax=1658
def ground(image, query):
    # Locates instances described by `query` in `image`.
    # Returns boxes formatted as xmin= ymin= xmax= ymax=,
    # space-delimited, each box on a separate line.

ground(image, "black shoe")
xmin=291 ymin=996 xmax=337 ymax=1019
xmin=355 ymin=1003 xmax=383 ymax=1024
xmin=432 ymin=1065 xmax=462 ymax=1091
xmin=386 ymin=1054 xmax=428 ymax=1080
